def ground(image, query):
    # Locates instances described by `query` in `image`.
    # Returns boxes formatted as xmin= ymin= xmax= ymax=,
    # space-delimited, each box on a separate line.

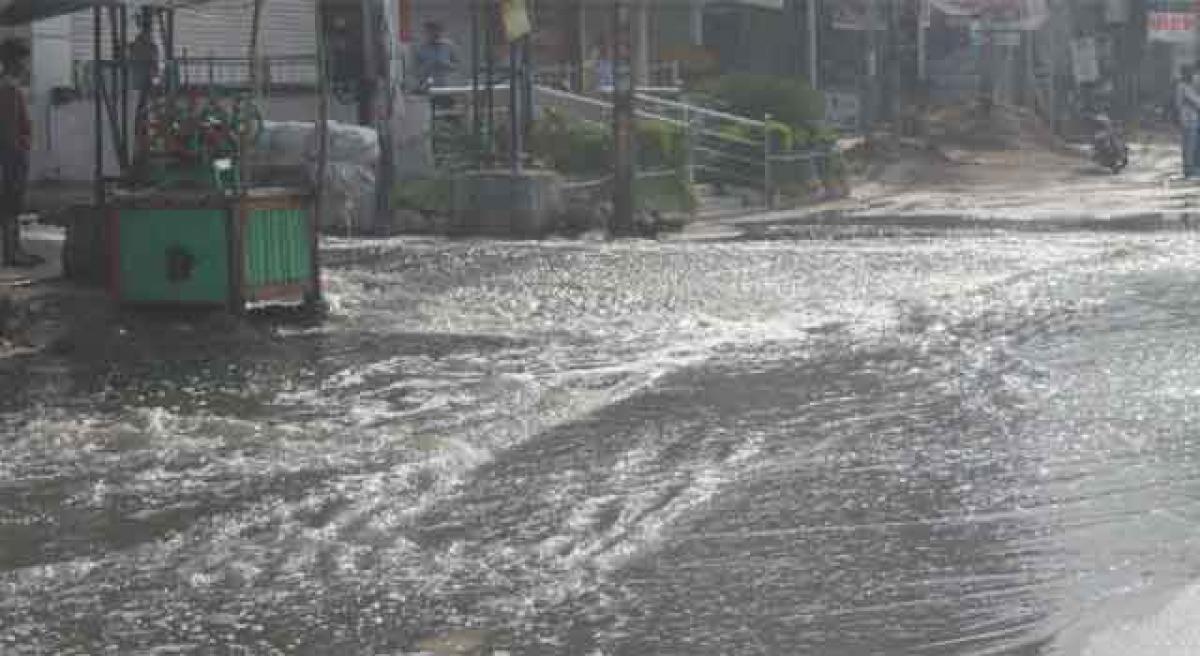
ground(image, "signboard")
xmin=500 ymin=0 xmax=532 ymax=42
xmin=831 ymin=0 xmax=884 ymax=31
xmin=1105 ymin=0 xmax=1131 ymax=24
xmin=992 ymin=31 xmax=1021 ymax=47
xmin=1070 ymin=37 xmax=1100 ymax=84
xmin=728 ymin=0 xmax=785 ymax=8
xmin=928 ymin=0 xmax=1048 ymax=30
xmin=825 ymin=90 xmax=861 ymax=132
xmin=1148 ymin=1 xmax=1198 ymax=43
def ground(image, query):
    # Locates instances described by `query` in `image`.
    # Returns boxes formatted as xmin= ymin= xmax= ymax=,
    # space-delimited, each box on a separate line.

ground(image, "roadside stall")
xmin=0 ymin=0 xmax=329 ymax=312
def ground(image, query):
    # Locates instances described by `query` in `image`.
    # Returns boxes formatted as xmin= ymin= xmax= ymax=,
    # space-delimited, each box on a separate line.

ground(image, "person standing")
xmin=129 ymin=10 xmax=159 ymax=168
xmin=414 ymin=21 xmax=459 ymax=91
xmin=0 ymin=39 xmax=32 ymax=268
xmin=1176 ymin=65 xmax=1200 ymax=178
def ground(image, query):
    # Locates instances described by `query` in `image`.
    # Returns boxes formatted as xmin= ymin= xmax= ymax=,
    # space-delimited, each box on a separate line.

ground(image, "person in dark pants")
xmin=0 ymin=39 xmax=32 ymax=268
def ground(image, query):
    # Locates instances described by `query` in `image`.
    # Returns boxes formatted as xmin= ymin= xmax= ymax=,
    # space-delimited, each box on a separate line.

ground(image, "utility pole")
xmin=865 ymin=0 xmax=880 ymax=131
xmin=807 ymin=0 xmax=819 ymax=89
xmin=917 ymin=0 xmax=927 ymax=87
xmin=611 ymin=0 xmax=635 ymax=236
xmin=509 ymin=36 xmax=522 ymax=173
xmin=358 ymin=0 xmax=376 ymax=126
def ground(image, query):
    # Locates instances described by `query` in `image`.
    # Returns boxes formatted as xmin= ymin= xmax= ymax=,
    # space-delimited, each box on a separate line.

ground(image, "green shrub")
xmin=529 ymin=108 xmax=612 ymax=176
xmin=692 ymin=74 xmax=825 ymax=130
xmin=636 ymin=173 xmax=697 ymax=214
xmin=636 ymin=119 xmax=686 ymax=170
xmin=393 ymin=176 xmax=453 ymax=214
xmin=530 ymin=109 xmax=692 ymax=179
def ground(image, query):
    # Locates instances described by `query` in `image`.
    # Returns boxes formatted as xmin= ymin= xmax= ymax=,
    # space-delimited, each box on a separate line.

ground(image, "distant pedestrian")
xmin=0 ymin=39 xmax=32 ymax=268
xmin=1176 ymin=65 xmax=1200 ymax=178
xmin=588 ymin=41 xmax=613 ymax=93
xmin=415 ymin=21 xmax=459 ymax=91
xmin=130 ymin=10 xmax=159 ymax=164
xmin=128 ymin=10 xmax=159 ymax=93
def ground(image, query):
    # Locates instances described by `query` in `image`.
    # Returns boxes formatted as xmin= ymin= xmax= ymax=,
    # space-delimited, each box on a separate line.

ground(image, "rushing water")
xmin=3 ymin=230 xmax=1200 ymax=654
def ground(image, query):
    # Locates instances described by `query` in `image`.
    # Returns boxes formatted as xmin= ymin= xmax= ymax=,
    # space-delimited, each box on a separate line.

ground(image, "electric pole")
xmin=807 ymin=0 xmax=819 ymax=89
xmin=612 ymin=0 xmax=635 ymax=236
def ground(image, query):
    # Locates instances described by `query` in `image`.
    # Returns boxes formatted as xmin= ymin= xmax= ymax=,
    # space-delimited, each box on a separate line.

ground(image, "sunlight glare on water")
xmin=4 ymin=233 xmax=1200 ymax=653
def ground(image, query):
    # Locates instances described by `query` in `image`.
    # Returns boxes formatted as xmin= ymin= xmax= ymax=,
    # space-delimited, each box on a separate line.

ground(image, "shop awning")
xmin=0 ymin=0 xmax=217 ymax=26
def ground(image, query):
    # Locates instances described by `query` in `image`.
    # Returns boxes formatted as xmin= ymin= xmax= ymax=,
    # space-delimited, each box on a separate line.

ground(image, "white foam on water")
xmin=1076 ymin=582 xmax=1200 ymax=656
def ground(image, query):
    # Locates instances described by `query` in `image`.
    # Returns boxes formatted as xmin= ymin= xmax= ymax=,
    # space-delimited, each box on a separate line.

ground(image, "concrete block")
xmin=451 ymin=170 xmax=565 ymax=238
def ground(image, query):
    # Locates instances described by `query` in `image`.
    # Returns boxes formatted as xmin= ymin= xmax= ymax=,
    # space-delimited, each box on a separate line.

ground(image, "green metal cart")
xmin=107 ymin=187 xmax=318 ymax=310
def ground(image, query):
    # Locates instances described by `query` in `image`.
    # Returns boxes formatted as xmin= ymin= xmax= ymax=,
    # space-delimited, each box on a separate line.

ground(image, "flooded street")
xmin=5 ymin=228 xmax=1200 ymax=654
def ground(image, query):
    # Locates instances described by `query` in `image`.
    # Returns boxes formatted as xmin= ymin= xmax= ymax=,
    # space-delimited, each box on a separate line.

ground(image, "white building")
xmin=13 ymin=0 xmax=329 ymax=181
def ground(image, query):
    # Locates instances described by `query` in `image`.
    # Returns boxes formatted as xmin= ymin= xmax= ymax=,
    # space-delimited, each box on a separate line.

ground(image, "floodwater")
xmin=4 ymin=228 xmax=1200 ymax=654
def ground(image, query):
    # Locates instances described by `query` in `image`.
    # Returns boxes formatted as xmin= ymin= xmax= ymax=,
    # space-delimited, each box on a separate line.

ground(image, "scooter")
xmin=1090 ymin=113 xmax=1130 ymax=174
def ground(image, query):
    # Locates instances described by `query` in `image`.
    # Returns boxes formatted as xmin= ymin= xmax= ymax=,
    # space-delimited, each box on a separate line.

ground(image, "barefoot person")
xmin=0 ymin=39 xmax=32 ymax=267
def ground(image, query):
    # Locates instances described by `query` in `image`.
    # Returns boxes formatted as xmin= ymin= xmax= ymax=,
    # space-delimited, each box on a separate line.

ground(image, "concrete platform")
xmin=450 ymin=169 xmax=566 ymax=238
xmin=0 ymin=222 xmax=65 ymax=288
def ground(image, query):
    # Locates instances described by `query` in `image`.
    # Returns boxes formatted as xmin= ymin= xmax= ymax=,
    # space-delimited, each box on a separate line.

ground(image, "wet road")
xmin=4 ymin=229 xmax=1200 ymax=654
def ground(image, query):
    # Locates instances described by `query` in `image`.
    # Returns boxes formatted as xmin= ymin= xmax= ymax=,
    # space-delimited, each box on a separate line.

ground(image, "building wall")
xmin=68 ymin=0 xmax=319 ymax=63
xmin=33 ymin=92 xmax=358 ymax=182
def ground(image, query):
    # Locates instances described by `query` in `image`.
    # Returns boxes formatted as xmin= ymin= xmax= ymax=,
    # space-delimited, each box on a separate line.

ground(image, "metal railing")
xmin=637 ymin=93 xmax=839 ymax=209
xmin=533 ymin=61 xmax=683 ymax=93
xmin=74 ymin=55 xmax=324 ymax=94
xmin=73 ymin=54 xmax=411 ymax=100
xmin=171 ymin=55 xmax=320 ymax=90
xmin=535 ymin=86 xmax=839 ymax=209
xmin=411 ymin=83 xmax=842 ymax=211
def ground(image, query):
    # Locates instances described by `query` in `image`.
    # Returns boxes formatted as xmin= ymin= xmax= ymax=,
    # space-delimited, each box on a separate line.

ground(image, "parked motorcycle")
xmin=1090 ymin=113 xmax=1129 ymax=174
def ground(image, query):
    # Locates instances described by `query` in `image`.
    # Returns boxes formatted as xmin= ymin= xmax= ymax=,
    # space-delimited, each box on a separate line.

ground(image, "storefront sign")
xmin=831 ymin=0 xmax=885 ymax=31
xmin=500 ymin=0 xmax=531 ymax=42
xmin=928 ymin=0 xmax=1048 ymax=30
xmin=825 ymin=90 xmax=861 ymax=132
xmin=1070 ymin=37 xmax=1100 ymax=84
xmin=1148 ymin=1 xmax=1198 ymax=43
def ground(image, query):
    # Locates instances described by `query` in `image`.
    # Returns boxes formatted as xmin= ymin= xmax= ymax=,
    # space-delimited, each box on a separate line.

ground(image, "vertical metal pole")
xmin=522 ymin=35 xmax=534 ymax=138
xmin=683 ymin=104 xmax=694 ymax=186
xmin=865 ymin=0 xmax=879 ymax=132
xmin=634 ymin=0 xmax=649 ymax=88
xmin=807 ymin=0 xmax=819 ymax=89
xmin=166 ymin=10 xmax=176 ymax=61
xmin=471 ymin=0 xmax=482 ymax=154
xmin=374 ymin=0 xmax=395 ymax=223
xmin=313 ymin=1 xmax=330 ymax=305
xmin=485 ymin=0 xmax=496 ymax=161
xmin=574 ymin=0 xmax=587 ymax=92
xmin=917 ymin=0 xmax=927 ymax=86
xmin=119 ymin=5 xmax=128 ymax=169
xmin=360 ymin=0 xmax=376 ymax=126
xmin=94 ymin=6 xmax=104 ymax=205
xmin=509 ymin=40 xmax=521 ymax=173
xmin=243 ymin=0 xmax=265 ymax=196
xmin=763 ymin=113 xmax=773 ymax=210
xmin=612 ymin=0 xmax=635 ymax=236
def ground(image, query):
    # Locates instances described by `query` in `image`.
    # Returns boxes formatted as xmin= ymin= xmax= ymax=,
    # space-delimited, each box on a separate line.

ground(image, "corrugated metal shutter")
xmin=69 ymin=0 xmax=317 ymax=63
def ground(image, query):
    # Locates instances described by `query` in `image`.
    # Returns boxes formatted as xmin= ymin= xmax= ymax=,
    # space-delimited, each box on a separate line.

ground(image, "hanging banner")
xmin=830 ymin=0 xmax=884 ymax=31
xmin=729 ymin=0 xmax=785 ymax=8
xmin=1148 ymin=1 xmax=1198 ymax=44
xmin=500 ymin=0 xmax=532 ymax=42
xmin=1070 ymin=37 xmax=1100 ymax=84
xmin=1105 ymin=0 xmax=1130 ymax=24
xmin=928 ymin=0 xmax=1048 ymax=30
